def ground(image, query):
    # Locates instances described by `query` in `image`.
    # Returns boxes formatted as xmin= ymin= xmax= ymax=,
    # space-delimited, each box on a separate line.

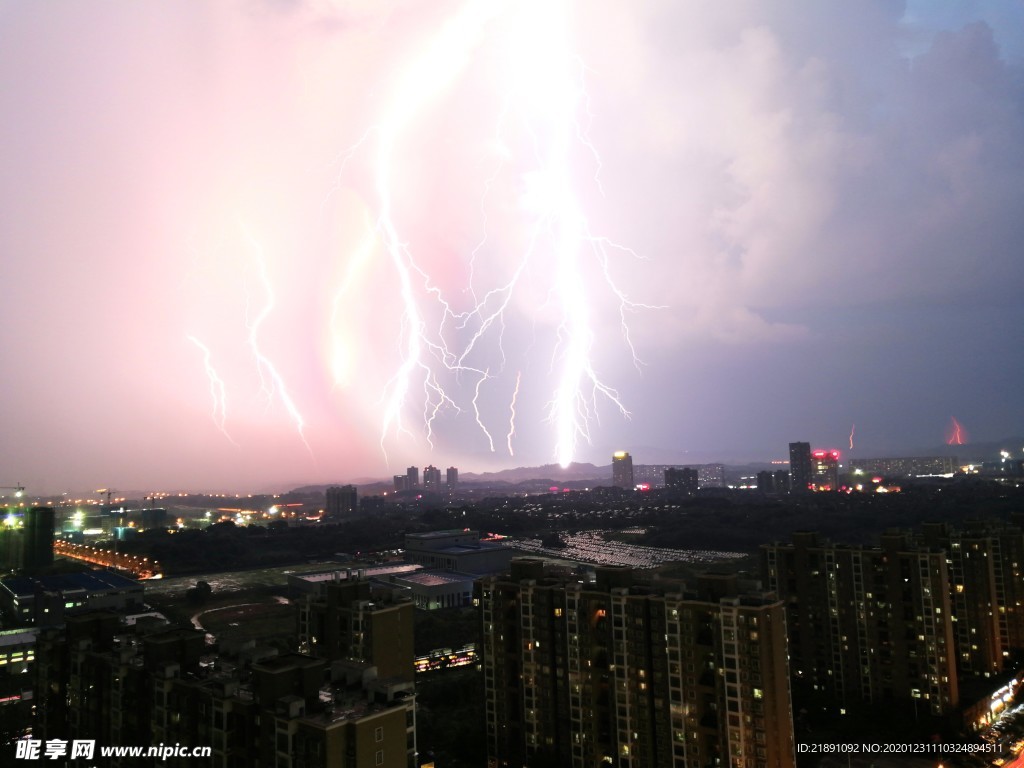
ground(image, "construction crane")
xmin=1 ymin=484 xmax=25 ymax=504
xmin=96 ymin=488 xmax=119 ymax=507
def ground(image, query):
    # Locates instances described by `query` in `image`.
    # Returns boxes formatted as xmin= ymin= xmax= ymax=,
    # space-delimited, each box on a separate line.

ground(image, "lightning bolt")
xmin=948 ymin=417 xmax=965 ymax=446
xmin=473 ymin=370 xmax=495 ymax=452
xmin=239 ymin=226 xmax=311 ymax=454
xmin=507 ymin=370 xmax=521 ymax=456
xmin=187 ymin=336 xmax=237 ymax=446
xmin=849 ymin=423 xmax=855 ymax=451
xmin=334 ymin=0 xmax=654 ymax=467
xmin=370 ymin=0 xmax=499 ymax=459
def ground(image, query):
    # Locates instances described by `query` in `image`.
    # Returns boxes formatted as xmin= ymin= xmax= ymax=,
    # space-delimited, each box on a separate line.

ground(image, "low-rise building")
xmin=0 ymin=570 xmax=144 ymax=627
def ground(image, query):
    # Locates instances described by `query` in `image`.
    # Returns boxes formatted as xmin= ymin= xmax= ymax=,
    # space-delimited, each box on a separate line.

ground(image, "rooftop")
xmin=395 ymin=570 xmax=473 ymax=587
xmin=406 ymin=529 xmax=478 ymax=540
xmin=0 ymin=570 xmax=142 ymax=597
xmin=292 ymin=564 xmax=422 ymax=584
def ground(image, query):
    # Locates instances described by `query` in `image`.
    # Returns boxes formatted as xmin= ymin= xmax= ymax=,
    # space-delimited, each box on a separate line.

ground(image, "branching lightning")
xmin=849 ymin=423 xmax=855 ymax=451
xmin=240 ymin=227 xmax=311 ymax=454
xmin=187 ymin=336 xmax=237 ymax=446
xmin=369 ymin=0 xmax=500 ymax=460
xmin=350 ymin=0 xmax=653 ymax=468
xmin=190 ymin=0 xmax=652 ymax=468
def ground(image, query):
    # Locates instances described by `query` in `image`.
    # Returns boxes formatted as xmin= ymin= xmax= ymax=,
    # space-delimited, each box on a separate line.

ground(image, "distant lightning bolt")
xmin=948 ymin=417 xmax=965 ymax=446
xmin=239 ymin=227 xmax=311 ymax=453
xmin=849 ymin=423 xmax=855 ymax=451
xmin=187 ymin=336 xmax=237 ymax=446
xmin=473 ymin=370 xmax=495 ymax=452
xmin=507 ymin=370 xmax=521 ymax=455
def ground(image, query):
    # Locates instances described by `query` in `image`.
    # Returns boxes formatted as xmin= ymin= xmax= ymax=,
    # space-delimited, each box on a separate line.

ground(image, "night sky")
xmin=2 ymin=1 xmax=1022 ymax=494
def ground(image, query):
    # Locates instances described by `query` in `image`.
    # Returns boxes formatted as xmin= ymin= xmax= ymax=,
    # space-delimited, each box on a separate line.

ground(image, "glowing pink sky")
xmin=2 ymin=1 xmax=1023 ymax=494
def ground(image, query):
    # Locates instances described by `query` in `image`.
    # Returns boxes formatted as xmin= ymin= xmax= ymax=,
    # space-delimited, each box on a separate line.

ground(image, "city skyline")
xmin=2 ymin=1 xmax=1023 ymax=493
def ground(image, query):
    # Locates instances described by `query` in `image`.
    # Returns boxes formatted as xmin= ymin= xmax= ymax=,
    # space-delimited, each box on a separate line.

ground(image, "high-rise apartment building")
xmin=422 ymin=465 xmax=441 ymax=491
xmin=633 ymin=464 xmax=671 ymax=487
xmin=918 ymin=520 xmax=1024 ymax=677
xmin=665 ymin=467 xmax=699 ymax=494
xmin=698 ymin=464 xmax=726 ymax=489
xmin=762 ymin=531 xmax=958 ymax=715
xmin=35 ymin=614 xmax=416 ymax=768
xmin=773 ymin=470 xmax=790 ymax=494
xmin=479 ymin=559 xmax=795 ymax=768
xmin=446 ymin=466 xmax=458 ymax=490
xmin=297 ymin=575 xmax=415 ymax=683
xmin=0 ymin=506 xmax=55 ymax=573
xmin=810 ymin=450 xmax=840 ymax=491
xmin=788 ymin=443 xmax=812 ymax=493
xmin=611 ymin=451 xmax=634 ymax=489
xmin=325 ymin=485 xmax=358 ymax=519
xmin=406 ymin=467 xmax=419 ymax=488
xmin=757 ymin=470 xmax=791 ymax=494
xmin=24 ymin=507 xmax=54 ymax=573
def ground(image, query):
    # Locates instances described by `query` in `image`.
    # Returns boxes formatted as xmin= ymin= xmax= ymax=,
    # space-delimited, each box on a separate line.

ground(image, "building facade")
xmin=325 ymin=485 xmax=358 ymax=519
xmin=612 ymin=452 xmax=634 ymax=489
xmin=698 ymin=464 xmax=726 ymax=489
xmin=422 ymin=466 xmax=442 ymax=491
xmin=665 ymin=468 xmax=699 ymax=495
xmin=810 ymin=450 xmax=840 ymax=492
xmin=762 ymin=532 xmax=958 ymax=715
xmin=850 ymin=456 xmax=958 ymax=477
xmin=0 ymin=506 xmax=55 ymax=573
xmin=34 ymin=613 xmax=416 ymax=768
xmin=479 ymin=559 xmax=795 ymax=768
xmin=787 ymin=443 xmax=812 ymax=493
xmin=297 ymin=576 xmax=415 ymax=683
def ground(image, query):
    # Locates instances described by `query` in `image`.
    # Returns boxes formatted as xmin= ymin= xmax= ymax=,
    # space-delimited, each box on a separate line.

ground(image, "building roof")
xmin=394 ymin=570 xmax=473 ymax=588
xmin=291 ymin=563 xmax=422 ymax=585
xmin=0 ymin=627 xmax=39 ymax=647
xmin=405 ymin=529 xmax=478 ymax=540
xmin=0 ymin=569 xmax=141 ymax=598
